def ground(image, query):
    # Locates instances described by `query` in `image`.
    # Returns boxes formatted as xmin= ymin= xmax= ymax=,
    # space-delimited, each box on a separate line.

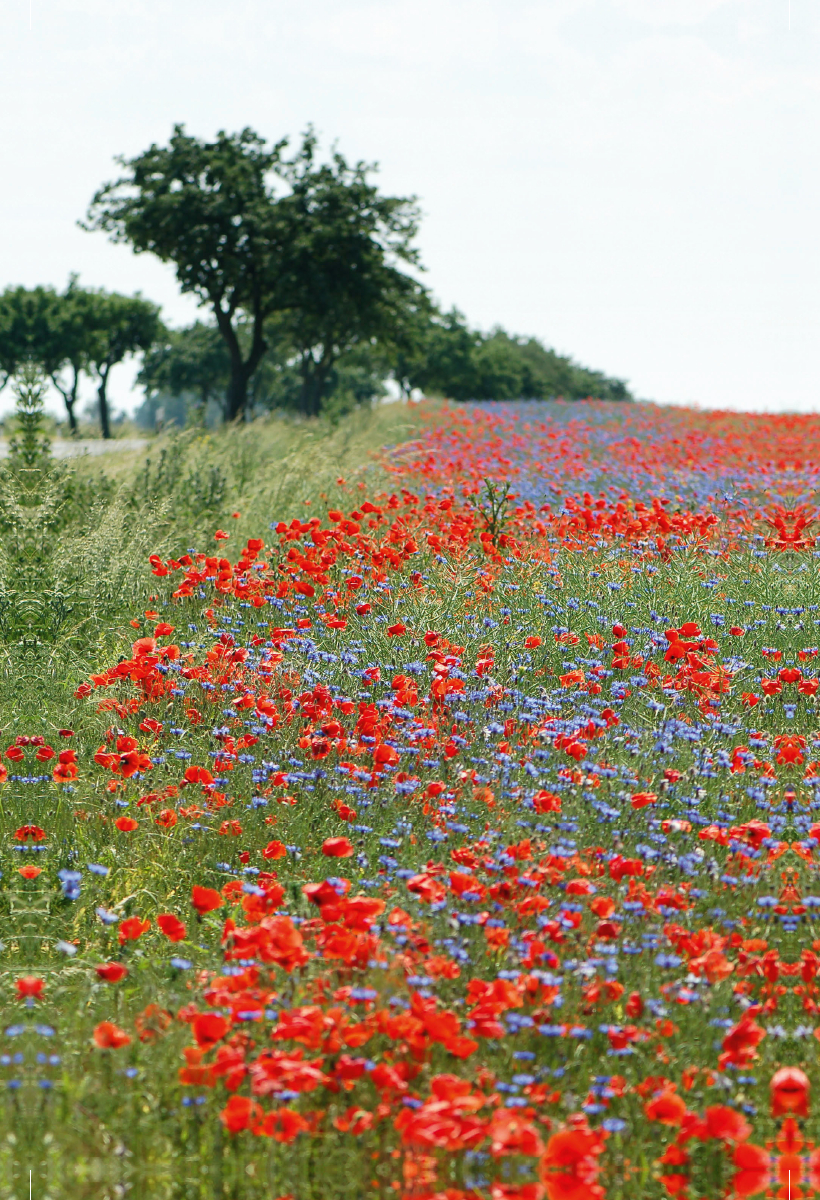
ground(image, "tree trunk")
xmin=65 ymin=364 xmax=79 ymax=435
xmin=98 ymin=365 xmax=111 ymax=439
xmin=64 ymin=397 xmax=77 ymax=435
xmin=225 ymin=362 xmax=248 ymax=422
xmin=67 ymin=365 xmax=79 ymax=435
xmin=298 ymin=350 xmax=334 ymax=417
xmin=213 ymin=300 xmax=267 ymax=422
xmin=50 ymin=369 xmax=79 ymax=435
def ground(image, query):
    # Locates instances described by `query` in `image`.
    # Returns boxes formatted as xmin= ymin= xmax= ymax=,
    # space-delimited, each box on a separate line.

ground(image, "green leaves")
xmin=84 ymin=124 xmax=423 ymax=421
xmin=0 ymin=280 xmax=163 ymax=437
xmin=7 ymin=363 xmax=51 ymax=474
xmin=398 ymin=309 xmax=634 ymax=403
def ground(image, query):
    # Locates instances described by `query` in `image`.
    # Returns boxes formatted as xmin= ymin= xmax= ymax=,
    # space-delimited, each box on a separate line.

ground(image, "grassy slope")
xmin=66 ymin=402 xmax=438 ymax=550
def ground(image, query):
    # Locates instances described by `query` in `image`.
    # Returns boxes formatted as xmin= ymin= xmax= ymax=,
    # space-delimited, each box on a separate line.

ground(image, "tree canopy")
xmin=272 ymin=136 xmax=423 ymax=416
xmin=395 ymin=308 xmax=631 ymax=403
xmin=83 ymin=125 xmax=422 ymax=420
xmin=138 ymin=321 xmax=231 ymax=417
xmin=0 ymin=281 xmax=162 ymax=436
xmin=0 ymin=123 xmax=634 ymax=429
xmin=82 ymin=291 xmax=162 ymax=438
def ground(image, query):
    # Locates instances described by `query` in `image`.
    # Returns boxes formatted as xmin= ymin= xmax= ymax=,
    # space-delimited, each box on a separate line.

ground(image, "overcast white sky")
xmin=0 ymin=0 xmax=816 ymax=416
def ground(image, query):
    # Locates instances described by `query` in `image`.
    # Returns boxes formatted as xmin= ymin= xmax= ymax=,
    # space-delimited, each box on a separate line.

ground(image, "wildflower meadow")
xmin=3 ymin=381 xmax=820 ymax=1200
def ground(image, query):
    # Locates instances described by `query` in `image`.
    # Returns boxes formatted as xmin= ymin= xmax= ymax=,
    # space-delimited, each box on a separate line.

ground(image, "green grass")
xmin=65 ymin=401 xmax=438 ymax=548
xmin=0 ymin=398 xmax=805 ymax=1200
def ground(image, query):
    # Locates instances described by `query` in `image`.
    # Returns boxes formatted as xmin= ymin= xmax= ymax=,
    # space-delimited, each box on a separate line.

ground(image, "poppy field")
xmin=5 ymin=396 xmax=820 ymax=1200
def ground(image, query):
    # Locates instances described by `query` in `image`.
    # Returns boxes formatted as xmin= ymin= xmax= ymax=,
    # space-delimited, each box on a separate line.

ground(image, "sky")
xmin=0 ymin=0 xmax=817 ymax=417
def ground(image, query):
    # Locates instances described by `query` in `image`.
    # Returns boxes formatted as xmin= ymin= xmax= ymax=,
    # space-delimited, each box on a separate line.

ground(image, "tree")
xmin=0 ymin=280 xmax=161 ymax=435
xmin=0 ymin=286 xmax=55 ymax=394
xmin=83 ymin=125 xmax=289 ymax=422
xmin=0 ymin=292 xmax=17 ymax=390
xmin=83 ymin=124 xmax=423 ymax=420
xmin=0 ymin=283 xmax=91 ymax=428
xmin=274 ymin=137 xmax=423 ymax=416
xmin=394 ymin=307 xmax=633 ymax=403
xmin=39 ymin=277 xmax=98 ymax=435
xmin=138 ymin=321 xmax=232 ymax=416
xmin=81 ymin=292 xmax=163 ymax=438
xmin=392 ymin=307 xmax=479 ymax=401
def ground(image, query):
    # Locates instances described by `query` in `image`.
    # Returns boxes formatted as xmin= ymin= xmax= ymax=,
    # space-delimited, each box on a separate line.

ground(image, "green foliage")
xmin=467 ymin=476 xmax=512 ymax=547
xmin=67 ymin=400 xmax=433 ymax=553
xmin=397 ymin=307 xmax=632 ymax=402
xmin=138 ymin=321 xmax=232 ymax=417
xmin=82 ymin=290 xmax=163 ymax=439
xmin=84 ymin=124 xmax=423 ymax=421
xmin=273 ymin=134 xmax=422 ymax=416
xmin=7 ymin=362 xmax=52 ymax=474
xmin=83 ymin=124 xmax=287 ymax=421
xmin=0 ymin=280 xmax=164 ymax=436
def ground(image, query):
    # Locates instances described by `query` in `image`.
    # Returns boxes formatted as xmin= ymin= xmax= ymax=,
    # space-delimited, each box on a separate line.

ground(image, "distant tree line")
xmin=0 ymin=280 xmax=160 ymax=437
xmin=0 ymin=124 xmax=631 ymax=437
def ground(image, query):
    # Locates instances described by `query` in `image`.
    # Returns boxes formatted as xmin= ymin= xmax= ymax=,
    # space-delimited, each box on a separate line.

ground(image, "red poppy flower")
xmin=115 ymin=816 xmax=138 ymax=832
xmin=192 ymin=1012 xmax=230 ymax=1049
xmin=118 ymin=916 xmax=150 ymax=945
xmin=322 ymin=837 xmax=354 ymax=858
xmin=262 ymin=840 xmax=287 ymax=860
xmin=625 ymin=991 xmax=644 ymax=1018
xmin=191 ymin=886 xmax=224 ymax=915
xmin=731 ymin=1142 xmax=770 ymax=1197
xmin=720 ymin=1014 xmax=766 ymax=1069
xmin=540 ymin=1116 xmax=605 ymax=1196
xmin=18 ymin=865 xmax=41 ymax=879
xmin=386 ymin=622 xmax=407 ymax=636
xmin=703 ymin=1105 xmax=752 ymax=1143
xmin=14 ymin=825 xmax=46 ymax=841
xmin=771 ymin=1067 xmax=810 ymax=1117
xmin=218 ymin=819 xmax=242 ymax=836
xmin=256 ymin=1107 xmax=309 ymax=1142
xmin=15 ymin=976 xmax=44 ymax=999
xmin=220 ymin=1094 xmax=262 ymax=1133
xmin=156 ymin=913 xmax=187 ymax=942
xmin=131 ymin=636 xmax=157 ymax=658
xmin=644 ymin=1090 xmax=687 ymax=1126
xmin=184 ymin=765 xmax=215 ymax=786
xmin=488 ymin=1109 xmax=544 ymax=1157
xmin=93 ymin=1021 xmax=131 ymax=1049
xmin=95 ymin=963 xmax=129 ymax=983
